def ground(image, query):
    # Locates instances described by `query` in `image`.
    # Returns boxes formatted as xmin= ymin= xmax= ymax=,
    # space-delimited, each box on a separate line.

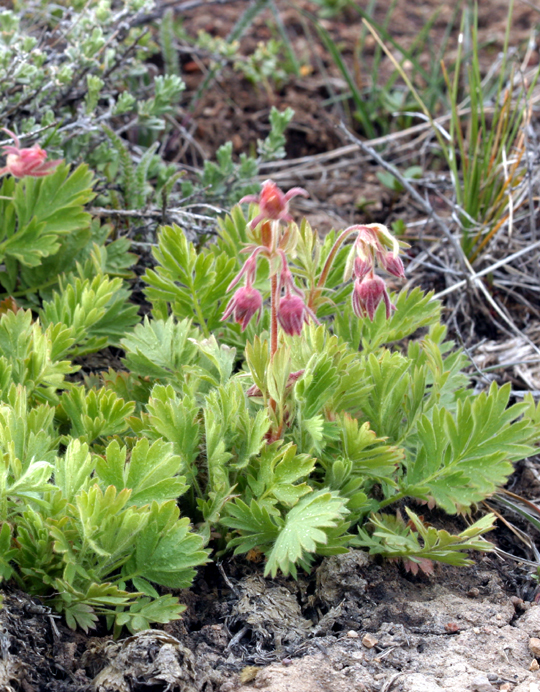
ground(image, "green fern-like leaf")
xmin=144 ymin=224 xmax=237 ymax=335
xmin=334 ymin=289 xmax=441 ymax=352
xmin=265 ymin=490 xmax=350 ymax=577
xmin=121 ymin=316 xmax=200 ymax=385
xmin=355 ymin=508 xmax=495 ymax=569
xmin=59 ymin=388 xmax=134 ymax=443
xmin=403 ymin=383 xmax=536 ymax=513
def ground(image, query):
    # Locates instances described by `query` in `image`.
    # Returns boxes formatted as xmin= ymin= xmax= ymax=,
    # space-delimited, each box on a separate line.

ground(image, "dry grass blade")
xmin=484 ymin=490 xmax=540 ymax=566
xmin=484 ymin=500 xmax=540 ymax=561
xmin=339 ymin=123 xmax=540 ymax=354
xmin=434 ymin=239 xmax=540 ymax=299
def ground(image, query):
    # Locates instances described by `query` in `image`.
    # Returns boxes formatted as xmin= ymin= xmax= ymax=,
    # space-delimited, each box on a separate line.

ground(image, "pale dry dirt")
xmin=4 ymin=547 xmax=540 ymax=691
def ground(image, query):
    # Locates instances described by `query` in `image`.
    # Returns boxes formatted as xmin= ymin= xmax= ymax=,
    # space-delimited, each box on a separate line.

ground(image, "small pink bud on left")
xmin=222 ymin=286 xmax=263 ymax=331
xmin=0 ymin=129 xmax=62 ymax=178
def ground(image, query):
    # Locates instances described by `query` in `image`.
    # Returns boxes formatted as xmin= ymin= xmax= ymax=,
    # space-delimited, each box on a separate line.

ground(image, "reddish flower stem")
xmin=268 ymin=271 xmax=280 ymax=440
xmin=306 ymin=226 xmax=358 ymax=311
xmin=317 ymin=226 xmax=358 ymax=290
xmin=269 ymin=219 xmax=281 ymax=359
xmin=270 ymin=273 xmax=279 ymax=359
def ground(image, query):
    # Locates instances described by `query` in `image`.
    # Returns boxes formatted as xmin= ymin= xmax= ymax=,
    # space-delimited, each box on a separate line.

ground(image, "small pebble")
xmin=362 ymin=633 xmax=378 ymax=649
xmin=530 ymin=658 xmax=540 ymax=672
xmin=444 ymin=622 xmax=460 ymax=633
xmin=499 ymin=684 xmax=513 ymax=692
xmin=468 ymin=587 xmax=480 ymax=598
xmin=530 ymin=637 xmax=540 ymax=657
xmin=346 ymin=630 xmax=359 ymax=638
xmin=220 ymin=683 xmax=235 ymax=692
xmin=510 ymin=596 xmax=524 ymax=609
xmin=471 ymin=675 xmax=496 ymax=692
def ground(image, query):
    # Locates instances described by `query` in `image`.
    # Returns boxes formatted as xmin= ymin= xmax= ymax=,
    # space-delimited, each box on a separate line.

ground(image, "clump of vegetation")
xmin=0 ymin=0 xmax=538 ymax=641
xmin=0 ymin=1 xmax=293 ymax=232
xmin=0 ymin=139 xmax=537 ymax=632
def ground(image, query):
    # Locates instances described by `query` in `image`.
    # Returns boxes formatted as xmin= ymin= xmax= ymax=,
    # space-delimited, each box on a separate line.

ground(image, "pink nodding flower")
xmin=277 ymin=293 xmax=320 ymax=336
xmin=278 ymin=294 xmax=306 ymax=336
xmin=0 ymin=129 xmax=63 ymax=178
xmin=240 ymin=180 xmax=308 ymax=229
xmin=379 ymin=251 xmax=405 ymax=279
xmin=221 ymin=285 xmax=263 ymax=331
xmin=353 ymin=255 xmax=373 ymax=282
xmin=352 ymin=274 xmax=395 ymax=321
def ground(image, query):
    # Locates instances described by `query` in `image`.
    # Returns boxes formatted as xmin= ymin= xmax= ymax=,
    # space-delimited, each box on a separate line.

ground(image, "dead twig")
xmin=89 ymin=206 xmax=217 ymax=223
xmin=131 ymin=0 xmax=249 ymax=27
xmin=434 ymin=239 xmax=540 ymax=299
xmin=217 ymin=562 xmax=240 ymax=597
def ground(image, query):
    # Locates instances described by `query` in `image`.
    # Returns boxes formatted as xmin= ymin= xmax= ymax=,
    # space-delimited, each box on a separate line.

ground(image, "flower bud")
xmin=259 ymin=180 xmax=288 ymax=219
xmin=352 ymin=275 xmax=395 ymax=321
xmin=380 ymin=251 xmax=405 ymax=278
xmin=246 ymin=382 xmax=263 ymax=398
xmin=287 ymin=369 xmax=305 ymax=388
xmin=222 ymin=286 xmax=263 ymax=331
xmin=240 ymin=180 xmax=308 ymax=229
xmin=0 ymin=129 xmax=62 ymax=178
xmin=277 ymin=294 xmax=307 ymax=336
xmin=353 ymin=255 xmax=372 ymax=281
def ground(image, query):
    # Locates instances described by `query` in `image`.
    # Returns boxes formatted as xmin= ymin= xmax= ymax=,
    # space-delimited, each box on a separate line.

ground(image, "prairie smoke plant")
xmin=0 ymin=129 xmax=62 ymax=178
xmin=218 ymin=189 xmax=407 ymax=446
xmin=312 ymin=222 xmax=408 ymax=322
xmin=223 ymin=181 xmax=407 ymax=352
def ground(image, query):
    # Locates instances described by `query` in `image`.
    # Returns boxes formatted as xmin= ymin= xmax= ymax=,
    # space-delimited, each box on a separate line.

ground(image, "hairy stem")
xmin=270 ymin=273 xmax=278 ymax=359
xmin=306 ymin=225 xmax=358 ymax=311
xmin=317 ymin=226 xmax=358 ymax=289
xmin=269 ymin=219 xmax=281 ymax=358
xmin=378 ymin=491 xmax=408 ymax=510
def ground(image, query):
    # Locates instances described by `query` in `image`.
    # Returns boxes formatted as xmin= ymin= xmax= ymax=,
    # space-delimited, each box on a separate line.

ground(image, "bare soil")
xmin=2 ymin=548 xmax=540 ymax=691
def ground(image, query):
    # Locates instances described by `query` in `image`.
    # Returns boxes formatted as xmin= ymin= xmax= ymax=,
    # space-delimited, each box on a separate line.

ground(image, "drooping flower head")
xmin=277 ymin=294 xmax=308 ymax=336
xmin=221 ymin=285 xmax=263 ymax=331
xmin=343 ymin=223 xmax=406 ymax=282
xmin=0 ymin=129 xmax=63 ymax=178
xmin=380 ymin=251 xmax=405 ymax=278
xmin=340 ymin=223 xmax=407 ymax=322
xmin=275 ymin=250 xmax=319 ymax=336
xmin=352 ymin=273 xmax=395 ymax=321
xmin=240 ymin=180 xmax=308 ymax=230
